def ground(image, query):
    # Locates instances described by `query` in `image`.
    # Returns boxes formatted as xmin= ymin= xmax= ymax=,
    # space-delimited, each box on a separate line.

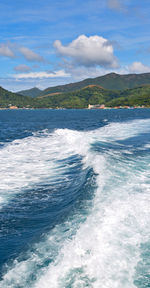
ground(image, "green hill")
xmin=18 ymin=87 xmax=42 ymax=98
xmin=40 ymin=72 xmax=150 ymax=97
xmin=0 ymin=86 xmax=34 ymax=108
xmin=35 ymin=84 xmax=150 ymax=108
xmin=35 ymin=85 xmax=120 ymax=108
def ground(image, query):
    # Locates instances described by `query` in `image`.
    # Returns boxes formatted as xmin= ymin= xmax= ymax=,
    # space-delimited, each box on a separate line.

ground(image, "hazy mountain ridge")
xmin=40 ymin=72 xmax=150 ymax=96
xmin=17 ymin=72 xmax=150 ymax=98
xmin=18 ymin=87 xmax=42 ymax=98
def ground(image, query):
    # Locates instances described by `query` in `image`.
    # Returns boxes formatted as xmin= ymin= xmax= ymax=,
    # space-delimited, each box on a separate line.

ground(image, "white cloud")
xmin=60 ymin=61 xmax=110 ymax=80
xmin=13 ymin=70 xmax=70 ymax=79
xmin=128 ymin=62 xmax=150 ymax=73
xmin=19 ymin=47 xmax=44 ymax=62
xmin=14 ymin=64 xmax=31 ymax=72
xmin=0 ymin=43 xmax=15 ymax=58
xmin=54 ymin=35 xmax=119 ymax=68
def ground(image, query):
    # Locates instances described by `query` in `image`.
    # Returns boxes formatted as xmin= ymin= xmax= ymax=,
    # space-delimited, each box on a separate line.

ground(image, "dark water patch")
xmin=134 ymin=242 xmax=150 ymax=288
xmin=91 ymin=131 xmax=150 ymax=159
xmin=0 ymin=156 xmax=96 ymax=279
xmin=91 ymin=141 xmax=124 ymax=153
xmin=117 ymin=132 xmax=150 ymax=148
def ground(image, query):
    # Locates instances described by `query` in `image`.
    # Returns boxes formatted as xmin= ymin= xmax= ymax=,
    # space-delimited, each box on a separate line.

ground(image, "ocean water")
xmin=0 ymin=109 xmax=150 ymax=288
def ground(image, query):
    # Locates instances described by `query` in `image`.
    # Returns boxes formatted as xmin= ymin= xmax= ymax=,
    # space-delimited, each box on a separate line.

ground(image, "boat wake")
xmin=0 ymin=119 xmax=150 ymax=288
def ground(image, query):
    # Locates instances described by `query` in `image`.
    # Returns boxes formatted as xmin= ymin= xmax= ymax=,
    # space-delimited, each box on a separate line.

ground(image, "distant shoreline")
xmin=0 ymin=107 xmax=150 ymax=111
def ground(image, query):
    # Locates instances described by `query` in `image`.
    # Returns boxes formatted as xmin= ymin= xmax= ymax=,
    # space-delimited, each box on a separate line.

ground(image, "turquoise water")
xmin=0 ymin=109 xmax=150 ymax=288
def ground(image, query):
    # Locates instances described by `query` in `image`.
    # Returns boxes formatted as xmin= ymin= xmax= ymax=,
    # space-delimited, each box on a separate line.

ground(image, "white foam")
xmin=0 ymin=129 xmax=89 ymax=208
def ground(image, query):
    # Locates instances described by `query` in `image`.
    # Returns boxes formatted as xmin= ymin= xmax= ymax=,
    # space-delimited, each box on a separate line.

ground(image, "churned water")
xmin=0 ymin=109 xmax=150 ymax=288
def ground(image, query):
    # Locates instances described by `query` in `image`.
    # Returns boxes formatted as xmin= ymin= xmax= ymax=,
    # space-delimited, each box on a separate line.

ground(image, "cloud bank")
xmin=13 ymin=70 xmax=70 ymax=79
xmin=128 ymin=62 xmax=150 ymax=73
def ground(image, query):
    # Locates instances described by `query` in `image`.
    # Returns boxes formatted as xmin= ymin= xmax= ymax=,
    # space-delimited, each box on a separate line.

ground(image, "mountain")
xmin=1 ymin=81 xmax=150 ymax=109
xmin=18 ymin=87 xmax=42 ymax=98
xmin=40 ymin=72 xmax=150 ymax=97
xmin=0 ymin=86 xmax=34 ymax=108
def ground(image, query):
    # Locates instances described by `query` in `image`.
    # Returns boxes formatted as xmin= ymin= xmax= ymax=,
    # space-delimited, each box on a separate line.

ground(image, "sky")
xmin=0 ymin=0 xmax=150 ymax=91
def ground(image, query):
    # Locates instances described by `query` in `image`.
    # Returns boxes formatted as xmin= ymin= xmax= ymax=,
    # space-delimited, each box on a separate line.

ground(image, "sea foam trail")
xmin=0 ymin=118 xmax=150 ymax=288
xmin=0 ymin=129 xmax=90 ymax=208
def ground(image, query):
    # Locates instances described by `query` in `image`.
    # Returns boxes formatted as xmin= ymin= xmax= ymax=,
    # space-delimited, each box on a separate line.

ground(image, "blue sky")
xmin=0 ymin=0 xmax=150 ymax=91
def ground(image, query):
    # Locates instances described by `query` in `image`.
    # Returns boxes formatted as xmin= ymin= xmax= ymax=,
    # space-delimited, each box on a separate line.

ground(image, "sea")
xmin=0 ymin=108 xmax=150 ymax=288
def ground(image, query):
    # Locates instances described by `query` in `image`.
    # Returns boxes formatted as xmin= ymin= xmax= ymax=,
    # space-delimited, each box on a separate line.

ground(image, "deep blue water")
xmin=0 ymin=109 xmax=150 ymax=288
